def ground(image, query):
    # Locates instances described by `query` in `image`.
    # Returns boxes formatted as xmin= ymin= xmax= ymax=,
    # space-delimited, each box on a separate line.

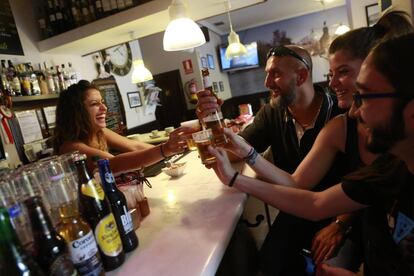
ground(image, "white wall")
xmin=139 ymin=29 xmax=232 ymax=110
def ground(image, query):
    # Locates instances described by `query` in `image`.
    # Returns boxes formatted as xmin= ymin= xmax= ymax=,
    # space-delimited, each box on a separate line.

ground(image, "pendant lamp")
xmin=225 ymin=0 xmax=247 ymax=59
xmin=163 ymin=0 xmax=206 ymax=51
xmin=335 ymin=23 xmax=350 ymax=35
xmin=131 ymin=60 xmax=153 ymax=83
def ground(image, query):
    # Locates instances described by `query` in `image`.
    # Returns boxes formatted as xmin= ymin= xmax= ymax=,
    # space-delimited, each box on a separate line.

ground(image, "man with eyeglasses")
xmin=197 ymin=45 xmax=345 ymax=275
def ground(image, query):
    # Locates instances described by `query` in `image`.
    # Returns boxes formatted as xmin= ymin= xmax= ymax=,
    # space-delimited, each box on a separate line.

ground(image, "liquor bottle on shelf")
xmin=0 ymin=206 xmax=45 ymax=276
xmin=116 ymin=0 xmax=126 ymax=11
xmin=53 ymin=0 xmax=65 ymax=34
xmin=101 ymin=0 xmax=112 ymax=17
xmin=56 ymin=65 xmax=66 ymax=91
xmin=74 ymin=154 xmax=125 ymax=271
xmin=87 ymin=0 xmax=97 ymax=21
xmin=20 ymin=64 xmax=32 ymax=96
xmin=61 ymin=64 xmax=72 ymax=89
xmin=124 ymin=0 xmax=133 ymax=8
xmin=70 ymin=0 xmax=83 ymax=27
xmin=51 ymin=66 xmax=61 ymax=93
xmin=44 ymin=63 xmax=56 ymax=94
xmin=27 ymin=64 xmax=41 ymax=96
xmin=68 ymin=62 xmax=78 ymax=85
xmin=1 ymin=60 xmax=12 ymax=96
xmin=109 ymin=0 xmax=119 ymax=14
xmin=46 ymin=0 xmax=57 ymax=36
xmin=80 ymin=0 xmax=93 ymax=23
xmin=25 ymin=196 xmax=77 ymax=276
xmin=94 ymin=0 xmax=104 ymax=19
xmin=60 ymin=0 xmax=75 ymax=31
xmin=8 ymin=60 xmax=22 ymax=96
xmin=37 ymin=5 xmax=48 ymax=39
xmin=97 ymin=159 xmax=138 ymax=253
xmin=44 ymin=159 xmax=105 ymax=276
xmin=200 ymin=68 xmax=227 ymax=146
xmin=37 ymin=64 xmax=49 ymax=95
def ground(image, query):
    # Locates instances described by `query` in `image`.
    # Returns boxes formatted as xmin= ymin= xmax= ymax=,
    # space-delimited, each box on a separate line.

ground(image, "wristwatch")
xmin=334 ymin=219 xmax=352 ymax=235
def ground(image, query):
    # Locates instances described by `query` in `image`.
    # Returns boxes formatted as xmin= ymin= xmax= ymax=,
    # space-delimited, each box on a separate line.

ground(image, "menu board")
xmin=92 ymin=78 xmax=126 ymax=135
xmin=0 ymin=0 xmax=24 ymax=55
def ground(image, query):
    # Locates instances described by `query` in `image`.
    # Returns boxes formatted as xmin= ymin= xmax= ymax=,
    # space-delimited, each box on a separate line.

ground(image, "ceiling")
xmin=198 ymin=0 xmax=346 ymax=35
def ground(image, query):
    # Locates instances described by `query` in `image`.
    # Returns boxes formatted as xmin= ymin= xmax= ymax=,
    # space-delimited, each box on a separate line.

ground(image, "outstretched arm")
xmin=104 ymin=128 xmax=154 ymax=152
xmin=209 ymin=146 xmax=366 ymax=221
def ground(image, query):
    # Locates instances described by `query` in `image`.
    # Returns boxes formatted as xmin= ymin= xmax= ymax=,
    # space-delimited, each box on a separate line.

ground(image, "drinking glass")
xmin=192 ymin=129 xmax=216 ymax=165
xmin=180 ymin=119 xmax=201 ymax=150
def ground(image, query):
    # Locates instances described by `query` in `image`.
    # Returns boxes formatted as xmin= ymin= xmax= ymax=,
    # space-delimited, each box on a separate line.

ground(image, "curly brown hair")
xmin=53 ymin=80 xmax=107 ymax=153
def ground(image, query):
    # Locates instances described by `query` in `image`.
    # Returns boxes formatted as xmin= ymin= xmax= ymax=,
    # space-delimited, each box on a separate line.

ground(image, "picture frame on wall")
xmin=127 ymin=91 xmax=142 ymax=108
xmin=219 ymin=81 xmax=224 ymax=92
xmin=201 ymin=56 xmax=208 ymax=68
xmin=213 ymin=82 xmax=219 ymax=93
xmin=207 ymin=54 xmax=215 ymax=70
xmin=365 ymin=3 xmax=380 ymax=27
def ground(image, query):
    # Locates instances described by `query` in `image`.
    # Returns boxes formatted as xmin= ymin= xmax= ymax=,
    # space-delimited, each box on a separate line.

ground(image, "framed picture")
xmin=365 ymin=3 xmax=380 ymax=27
xmin=200 ymin=56 xmax=208 ymax=68
xmin=127 ymin=91 xmax=142 ymax=108
xmin=207 ymin=54 xmax=215 ymax=70
xmin=212 ymin=82 xmax=218 ymax=93
xmin=219 ymin=81 xmax=224 ymax=92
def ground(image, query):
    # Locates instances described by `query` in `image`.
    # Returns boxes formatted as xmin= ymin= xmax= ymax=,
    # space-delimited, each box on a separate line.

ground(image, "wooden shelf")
xmin=12 ymin=94 xmax=59 ymax=103
xmin=36 ymin=0 xmax=263 ymax=56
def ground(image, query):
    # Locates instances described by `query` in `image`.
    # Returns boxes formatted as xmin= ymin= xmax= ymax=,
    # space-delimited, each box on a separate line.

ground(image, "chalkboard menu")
xmin=92 ymin=78 xmax=126 ymax=135
xmin=0 ymin=0 xmax=24 ymax=55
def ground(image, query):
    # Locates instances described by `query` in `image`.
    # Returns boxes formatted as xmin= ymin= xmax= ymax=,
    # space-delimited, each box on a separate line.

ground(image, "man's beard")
xmin=365 ymin=103 xmax=406 ymax=153
xmin=277 ymin=81 xmax=296 ymax=108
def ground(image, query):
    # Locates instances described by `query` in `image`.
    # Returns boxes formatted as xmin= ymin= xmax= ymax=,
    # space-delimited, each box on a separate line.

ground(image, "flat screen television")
xmin=218 ymin=41 xmax=260 ymax=72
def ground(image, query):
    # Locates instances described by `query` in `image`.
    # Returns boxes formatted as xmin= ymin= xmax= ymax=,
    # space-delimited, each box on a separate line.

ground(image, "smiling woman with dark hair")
xmin=53 ymin=80 xmax=192 ymax=173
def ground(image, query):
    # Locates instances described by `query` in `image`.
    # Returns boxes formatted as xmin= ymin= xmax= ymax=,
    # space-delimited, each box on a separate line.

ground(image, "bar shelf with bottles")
xmin=0 ymin=152 xmax=142 ymax=275
xmin=0 ymin=59 xmax=81 ymax=98
xmin=37 ymin=0 xmax=153 ymax=40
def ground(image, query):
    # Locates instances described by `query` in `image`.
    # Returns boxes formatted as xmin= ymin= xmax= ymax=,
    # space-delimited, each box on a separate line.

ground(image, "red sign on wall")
xmin=182 ymin=59 xmax=193 ymax=74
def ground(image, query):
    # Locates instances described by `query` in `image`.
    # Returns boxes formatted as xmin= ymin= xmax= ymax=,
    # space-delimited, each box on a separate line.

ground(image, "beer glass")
xmin=192 ymin=129 xmax=216 ymax=165
xmin=180 ymin=119 xmax=201 ymax=150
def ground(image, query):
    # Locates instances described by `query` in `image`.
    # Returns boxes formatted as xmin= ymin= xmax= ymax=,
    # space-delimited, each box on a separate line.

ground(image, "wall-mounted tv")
xmin=218 ymin=41 xmax=260 ymax=72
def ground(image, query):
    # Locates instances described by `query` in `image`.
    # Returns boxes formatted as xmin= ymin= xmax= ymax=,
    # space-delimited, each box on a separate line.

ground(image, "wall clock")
xmin=101 ymin=43 xmax=133 ymax=76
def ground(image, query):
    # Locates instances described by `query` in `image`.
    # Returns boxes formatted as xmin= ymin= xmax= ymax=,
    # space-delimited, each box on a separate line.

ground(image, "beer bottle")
xmin=97 ymin=159 xmax=138 ymax=253
xmin=0 ymin=206 xmax=45 ymax=276
xmin=24 ymin=196 xmax=77 ymax=276
xmin=74 ymin=154 xmax=125 ymax=271
xmin=44 ymin=159 xmax=104 ymax=276
xmin=200 ymin=68 xmax=227 ymax=146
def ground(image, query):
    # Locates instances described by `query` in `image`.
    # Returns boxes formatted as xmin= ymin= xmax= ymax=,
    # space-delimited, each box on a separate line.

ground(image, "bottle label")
xmin=49 ymin=253 xmax=77 ymax=276
xmin=117 ymin=0 xmax=125 ymax=9
xmin=202 ymin=76 xmax=212 ymax=90
xmin=95 ymin=1 xmax=102 ymax=9
xmin=82 ymin=7 xmax=89 ymax=16
xmin=94 ymin=213 xmax=123 ymax=257
xmin=102 ymin=0 xmax=111 ymax=11
xmin=56 ymin=12 xmax=63 ymax=20
xmin=8 ymin=204 xmax=21 ymax=218
xmin=104 ymin=171 xmax=115 ymax=184
xmin=49 ymin=14 xmax=56 ymax=22
xmin=203 ymin=111 xmax=223 ymax=122
xmin=70 ymin=231 xmax=104 ymax=275
xmin=72 ymin=7 xmax=78 ymax=16
xmin=38 ymin=19 xmax=46 ymax=29
xmin=120 ymin=205 xmax=134 ymax=234
xmin=81 ymin=179 xmax=105 ymax=200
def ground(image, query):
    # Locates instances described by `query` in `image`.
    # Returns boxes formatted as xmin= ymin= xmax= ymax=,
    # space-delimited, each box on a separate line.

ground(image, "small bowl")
xmin=162 ymin=162 xmax=186 ymax=177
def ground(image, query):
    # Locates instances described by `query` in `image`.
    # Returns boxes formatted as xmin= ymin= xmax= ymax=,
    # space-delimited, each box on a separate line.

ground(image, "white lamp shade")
xmin=163 ymin=0 xmax=206 ymax=51
xmin=131 ymin=60 xmax=153 ymax=83
xmin=335 ymin=24 xmax=351 ymax=35
xmin=225 ymin=30 xmax=247 ymax=59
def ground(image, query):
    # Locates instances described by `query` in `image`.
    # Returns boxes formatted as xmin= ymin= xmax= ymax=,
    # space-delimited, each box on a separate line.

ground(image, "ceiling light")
xmin=131 ymin=60 xmax=153 ymax=83
xmin=163 ymin=0 xmax=206 ymax=51
xmin=224 ymin=0 xmax=247 ymax=59
xmin=335 ymin=24 xmax=350 ymax=35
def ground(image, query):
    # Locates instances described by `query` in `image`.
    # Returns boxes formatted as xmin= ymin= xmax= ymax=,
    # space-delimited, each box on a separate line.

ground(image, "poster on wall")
xmin=0 ymin=0 xmax=24 ymax=55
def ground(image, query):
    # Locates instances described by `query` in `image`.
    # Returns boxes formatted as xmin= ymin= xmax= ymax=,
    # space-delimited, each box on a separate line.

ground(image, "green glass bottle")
xmin=0 ymin=206 xmax=45 ymax=275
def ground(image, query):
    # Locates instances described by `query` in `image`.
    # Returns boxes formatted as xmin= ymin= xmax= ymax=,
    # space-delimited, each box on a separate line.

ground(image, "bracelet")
xmin=160 ymin=143 xmax=167 ymax=158
xmin=243 ymin=147 xmax=258 ymax=166
xmin=228 ymin=172 xmax=239 ymax=187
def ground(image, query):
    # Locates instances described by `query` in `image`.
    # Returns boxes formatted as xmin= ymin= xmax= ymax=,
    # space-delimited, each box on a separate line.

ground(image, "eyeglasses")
xmin=352 ymin=91 xmax=400 ymax=108
xmin=267 ymin=46 xmax=311 ymax=70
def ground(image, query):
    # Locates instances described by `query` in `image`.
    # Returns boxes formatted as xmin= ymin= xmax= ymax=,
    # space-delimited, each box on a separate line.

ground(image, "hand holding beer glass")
xmin=180 ymin=119 xmax=201 ymax=150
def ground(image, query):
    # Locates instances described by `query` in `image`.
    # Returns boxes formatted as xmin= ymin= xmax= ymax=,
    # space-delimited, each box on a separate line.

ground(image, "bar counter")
xmin=109 ymin=151 xmax=247 ymax=276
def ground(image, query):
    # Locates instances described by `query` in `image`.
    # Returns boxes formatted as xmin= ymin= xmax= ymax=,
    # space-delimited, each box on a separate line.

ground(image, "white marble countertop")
xmin=109 ymin=151 xmax=247 ymax=276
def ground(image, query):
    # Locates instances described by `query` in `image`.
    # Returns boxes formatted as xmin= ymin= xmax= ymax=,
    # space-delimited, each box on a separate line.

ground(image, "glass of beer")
xmin=180 ymin=119 xmax=201 ymax=151
xmin=192 ymin=129 xmax=216 ymax=165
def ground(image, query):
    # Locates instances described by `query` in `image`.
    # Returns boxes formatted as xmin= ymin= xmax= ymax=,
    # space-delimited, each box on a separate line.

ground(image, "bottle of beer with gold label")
xmin=73 ymin=154 xmax=124 ymax=272
xmin=200 ymin=68 xmax=227 ymax=146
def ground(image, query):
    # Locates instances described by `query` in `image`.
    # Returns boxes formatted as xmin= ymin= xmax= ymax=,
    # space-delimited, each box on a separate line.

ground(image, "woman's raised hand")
xmin=222 ymin=128 xmax=253 ymax=159
xmin=164 ymin=126 xmax=194 ymax=155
